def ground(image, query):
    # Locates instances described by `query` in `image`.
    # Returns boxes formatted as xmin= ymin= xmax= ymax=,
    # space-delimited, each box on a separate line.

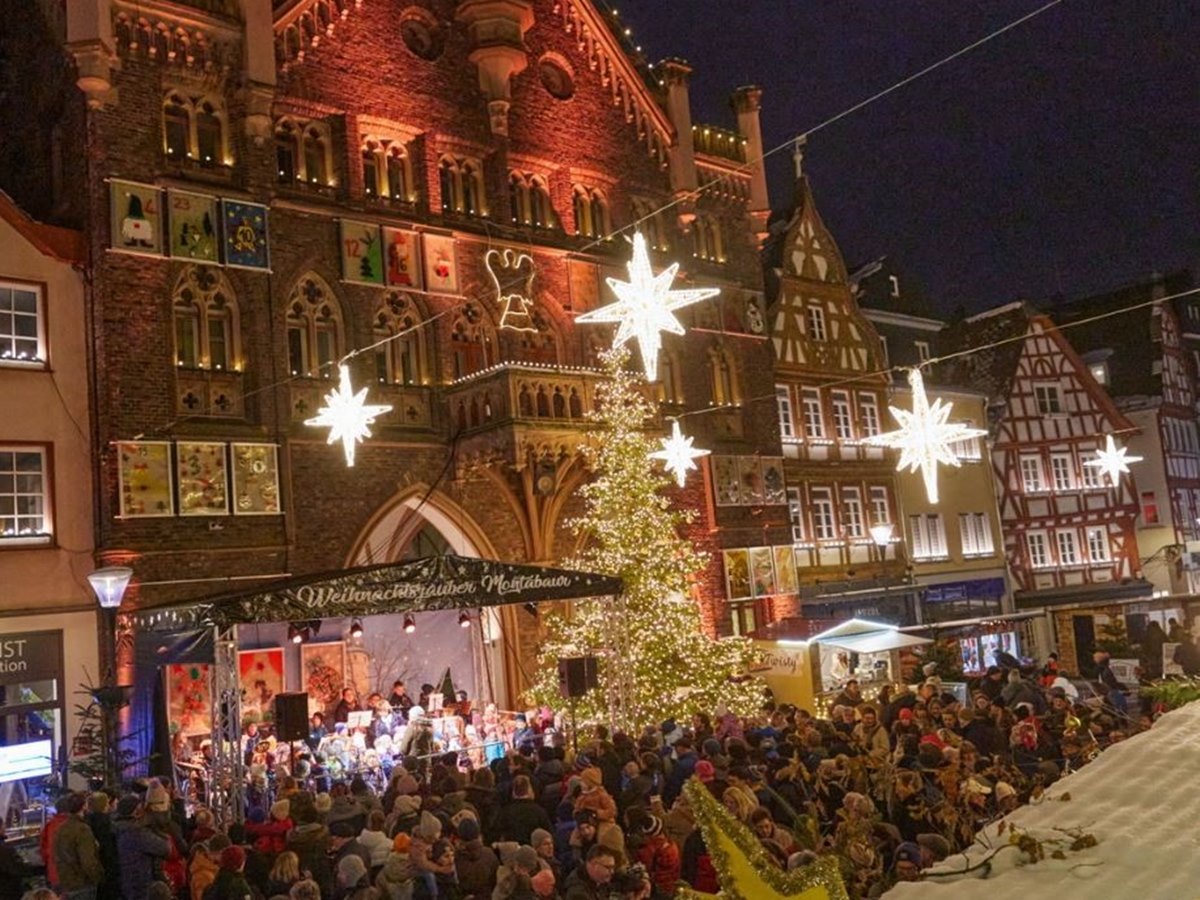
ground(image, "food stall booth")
xmin=751 ymin=617 xmax=932 ymax=713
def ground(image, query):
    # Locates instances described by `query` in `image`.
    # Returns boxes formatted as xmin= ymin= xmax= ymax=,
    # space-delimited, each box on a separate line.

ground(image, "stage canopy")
xmin=127 ymin=554 xmax=624 ymax=633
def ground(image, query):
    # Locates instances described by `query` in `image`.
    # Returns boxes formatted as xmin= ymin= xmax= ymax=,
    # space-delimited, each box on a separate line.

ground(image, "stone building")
xmin=0 ymin=0 xmax=783 ymax=705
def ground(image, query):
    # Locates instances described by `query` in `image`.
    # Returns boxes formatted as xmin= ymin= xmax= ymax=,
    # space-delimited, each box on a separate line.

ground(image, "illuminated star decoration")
xmin=304 ymin=364 xmax=392 ymax=467
xmin=867 ymin=367 xmax=987 ymax=504
xmin=651 ymin=420 xmax=710 ymax=487
xmin=1084 ymin=433 xmax=1142 ymax=485
xmin=575 ymin=232 xmax=719 ymax=381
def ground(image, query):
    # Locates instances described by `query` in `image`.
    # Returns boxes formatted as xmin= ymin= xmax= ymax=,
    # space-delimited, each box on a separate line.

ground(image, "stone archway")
xmin=346 ymin=484 xmax=519 ymax=707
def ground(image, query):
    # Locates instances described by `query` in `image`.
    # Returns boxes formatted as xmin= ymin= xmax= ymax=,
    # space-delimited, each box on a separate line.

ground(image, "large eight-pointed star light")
xmin=651 ymin=420 xmax=710 ymax=487
xmin=305 ymin=364 xmax=392 ymax=467
xmin=1084 ymin=433 xmax=1143 ymax=485
xmin=867 ymin=368 xmax=987 ymax=504
xmin=575 ymin=232 xmax=719 ymax=381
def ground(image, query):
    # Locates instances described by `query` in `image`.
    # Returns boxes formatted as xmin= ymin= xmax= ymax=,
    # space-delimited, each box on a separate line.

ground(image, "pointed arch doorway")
xmin=347 ymin=485 xmax=519 ymax=708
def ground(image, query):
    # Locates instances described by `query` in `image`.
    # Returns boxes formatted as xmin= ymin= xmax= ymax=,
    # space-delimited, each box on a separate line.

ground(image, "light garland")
xmin=575 ymin=232 xmax=719 ymax=381
xmin=677 ymin=779 xmax=848 ymax=900
xmin=1084 ymin=433 xmax=1143 ymax=485
xmin=867 ymin=368 xmax=987 ymax=504
xmin=304 ymin=364 xmax=392 ymax=467
xmin=650 ymin=420 xmax=710 ymax=487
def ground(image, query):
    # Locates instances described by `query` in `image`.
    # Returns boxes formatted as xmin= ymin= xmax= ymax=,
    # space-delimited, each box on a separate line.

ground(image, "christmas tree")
xmin=526 ymin=349 xmax=761 ymax=731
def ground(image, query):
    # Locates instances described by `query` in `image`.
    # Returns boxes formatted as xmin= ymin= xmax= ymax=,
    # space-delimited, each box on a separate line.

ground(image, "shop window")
xmin=285 ymin=274 xmax=343 ymax=378
xmin=0 ymin=282 xmax=46 ymax=366
xmin=0 ymin=447 xmax=50 ymax=543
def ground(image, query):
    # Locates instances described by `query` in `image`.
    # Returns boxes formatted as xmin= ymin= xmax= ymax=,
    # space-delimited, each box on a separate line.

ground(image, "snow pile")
xmin=887 ymin=701 xmax=1200 ymax=898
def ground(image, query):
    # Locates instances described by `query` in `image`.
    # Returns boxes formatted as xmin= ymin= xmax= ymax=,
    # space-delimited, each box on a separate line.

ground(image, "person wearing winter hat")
xmin=334 ymin=853 xmax=370 ymax=898
xmin=410 ymin=809 xmax=453 ymax=897
xmin=356 ymin=808 xmax=392 ymax=869
xmin=495 ymin=774 xmax=554 ymax=845
xmin=453 ymin=815 xmax=498 ymax=898
xmin=995 ymin=780 xmax=1019 ymax=813
xmin=636 ymin=814 xmax=681 ymax=897
xmin=893 ymin=841 xmax=923 ymax=881
xmin=572 ymin=767 xmax=617 ymax=827
xmin=286 ymin=801 xmax=333 ymax=896
xmin=189 ymin=832 xmax=229 ymax=900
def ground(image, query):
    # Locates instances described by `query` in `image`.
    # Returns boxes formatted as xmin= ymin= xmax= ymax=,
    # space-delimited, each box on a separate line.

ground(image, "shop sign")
xmin=0 ymin=630 xmax=62 ymax=684
xmin=757 ymin=646 xmax=806 ymax=677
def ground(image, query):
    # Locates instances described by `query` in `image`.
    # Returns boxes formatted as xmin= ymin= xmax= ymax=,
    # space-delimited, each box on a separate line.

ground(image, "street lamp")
xmin=86 ymin=566 xmax=133 ymax=788
xmin=870 ymin=522 xmax=895 ymax=552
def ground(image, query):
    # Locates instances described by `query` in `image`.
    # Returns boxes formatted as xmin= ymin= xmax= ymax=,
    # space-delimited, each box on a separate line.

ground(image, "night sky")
xmin=618 ymin=1 xmax=1198 ymax=312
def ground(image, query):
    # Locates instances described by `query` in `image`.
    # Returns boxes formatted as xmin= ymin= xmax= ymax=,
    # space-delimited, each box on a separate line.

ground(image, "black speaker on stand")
xmin=557 ymin=656 xmax=598 ymax=756
xmin=274 ymin=692 xmax=310 ymax=743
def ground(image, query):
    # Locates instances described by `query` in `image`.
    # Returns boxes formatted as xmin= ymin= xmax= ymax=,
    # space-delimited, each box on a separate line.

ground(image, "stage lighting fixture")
xmin=458 ymin=611 xmax=471 ymax=629
xmin=523 ymin=602 xmax=539 ymax=617
xmin=403 ymin=615 xmax=416 ymax=633
xmin=350 ymin=618 xmax=363 ymax=638
xmin=288 ymin=624 xmax=304 ymax=644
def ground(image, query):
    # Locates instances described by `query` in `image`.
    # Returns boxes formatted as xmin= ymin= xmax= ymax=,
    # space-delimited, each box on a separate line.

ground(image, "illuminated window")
xmin=810 ymin=487 xmax=836 ymax=541
xmin=708 ymin=348 xmax=739 ymax=405
xmin=909 ymin=513 xmax=947 ymax=559
xmin=1027 ymin=532 xmax=1049 ymax=567
xmin=807 ymin=305 xmax=827 ymax=341
xmin=439 ymin=156 xmax=486 ymax=217
xmin=776 ymin=385 xmax=794 ymax=438
xmin=841 ymin=487 xmax=865 ymax=538
xmin=858 ymin=393 xmax=880 ymax=437
xmin=801 ymin=389 xmax=824 ymax=439
xmin=0 ymin=447 xmax=50 ymax=544
xmin=959 ymin=512 xmax=994 ymax=556
xmin=450 ymin=303 xmax=495 ymax=379
xmin=1087 ymin=526 xmax=1110 ymax=562
xmin=631 ymin=198 xmax=667 ymax=250
xmin=275 ymin=117 xmax=332 ymax=186
xmin=163 ymin=92 xmax=228 ymax=166
xmin=1081 ymin=450 xmax=1103 ymax=488
xmin=787 ymin=487 xmax=804 ymax=542
xmin=195 ymin=101 xmax=223 ymax=165
xmin=1050 ymin=453 xmax=1074 ymax=491
xmin=1056 ymin=529 xmax=1079 ymax=565
xmin=171 ymin=267 xmax=240 ymax=373
xmin=869 ymin=486 xmax=890 ymax=525
xmin=373 ymin=292 xmax=427 ymax=386
xmin=1020 ymin=455 xmax=1045 ymax=493
xmin=573 ymin=186 xmax=608 ymax=238
xmin=659 ymin=353 xmax=683 ymax=404
xmin=163 ymin=94 xmax=190 ymax=159
xmin=285 ymin=274 xmax=343 ymax=379
xmin=0 ymin=282 xmax=46 ymax=366
xmin=831 ymin=390 xmax=853 ymax=440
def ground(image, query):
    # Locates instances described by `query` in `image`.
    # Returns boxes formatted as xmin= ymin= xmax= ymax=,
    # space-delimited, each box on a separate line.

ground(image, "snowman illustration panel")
xmin=167 ymin=190 xmax=220 ymax=262
xmin=110 ymin=180 xmax=163 ymax=256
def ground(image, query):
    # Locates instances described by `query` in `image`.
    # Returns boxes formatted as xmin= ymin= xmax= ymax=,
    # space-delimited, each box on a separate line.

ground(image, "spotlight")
xmin=350 ymin=618 xmax=363 ymax=638
xmin=523 ymin=602 xmax=539 ymax=618
xmin=458 ymin=611 xmax=471 ymax=629
xmin=403 ymin=615 xmax=416 ymax=634
xmin=288 ymin=624 xmax=304 ymax=644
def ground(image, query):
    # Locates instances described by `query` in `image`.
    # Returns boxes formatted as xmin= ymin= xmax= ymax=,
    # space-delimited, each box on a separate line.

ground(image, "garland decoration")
xmin=677 ymin=778 xmax=849 ymax=900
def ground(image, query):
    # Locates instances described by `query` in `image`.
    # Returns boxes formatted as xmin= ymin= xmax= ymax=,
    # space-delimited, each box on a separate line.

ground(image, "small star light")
xmin=1084 ymin=433 xmax=1143 ymax=485
xmin=651 ymin=420 xmax=710 ymax=487
xmin=304 ymin=364 xmax=392 ymax=467
xmin=575 ymin=232 xmax=719 ymax=381
xmin=868 ymin=367 xmax=987 ymax=504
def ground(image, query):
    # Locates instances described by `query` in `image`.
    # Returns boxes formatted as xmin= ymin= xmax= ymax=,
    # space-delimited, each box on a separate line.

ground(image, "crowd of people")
xmin=9 ymin=648 xmax=1157 ymax=900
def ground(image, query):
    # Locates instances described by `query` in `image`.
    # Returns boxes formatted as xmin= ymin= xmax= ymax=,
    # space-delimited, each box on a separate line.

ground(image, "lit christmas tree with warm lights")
xmin=527 ymin=348 xmax=762 ymax=731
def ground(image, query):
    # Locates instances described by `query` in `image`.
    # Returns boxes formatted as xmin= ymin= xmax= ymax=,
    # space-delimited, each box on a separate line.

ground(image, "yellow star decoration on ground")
xmin=676 ymin=779 xmax=848 ymax=900
xmin=575 ymin=231 xmax=719 ymax=381
xmin=304 ymin=363 xmax=392 ymax=467
xmin=650 ymin=420 xmax=710 ymax=487
xmin=1083 ymin=433 xmax=1143 ymax=485
xmin=867 ymin=367 xmax=987 ymax=504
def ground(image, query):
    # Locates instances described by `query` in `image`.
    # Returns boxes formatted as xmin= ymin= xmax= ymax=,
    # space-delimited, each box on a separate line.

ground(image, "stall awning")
xmin=819 ymin=630 xmax=932 ymax=653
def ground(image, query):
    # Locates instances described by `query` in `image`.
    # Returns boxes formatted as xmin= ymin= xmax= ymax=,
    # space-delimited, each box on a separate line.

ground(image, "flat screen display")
xmin=0 ymin=740 xmax=53 ymax=783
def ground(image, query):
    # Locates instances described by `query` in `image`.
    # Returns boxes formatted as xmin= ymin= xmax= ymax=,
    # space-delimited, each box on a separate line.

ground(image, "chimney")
xmin=732 ymin=85 xmax=770 ymax=243
xmin=455 ymin=0 xmax=535 ymax=137
xmin=660 ymin=58 xmax=698 ymax=232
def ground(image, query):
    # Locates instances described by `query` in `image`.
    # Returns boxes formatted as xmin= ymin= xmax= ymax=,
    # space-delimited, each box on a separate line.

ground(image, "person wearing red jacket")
xmin=39 ymin=802 xmax=70 ymax=892
xmin=635 ymin=815 xmax=680 ymax=898
xmin=246 ymin=799 xmax=292 ymax=855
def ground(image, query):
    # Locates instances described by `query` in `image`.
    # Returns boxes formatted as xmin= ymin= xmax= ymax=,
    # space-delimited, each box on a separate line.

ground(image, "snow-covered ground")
xmin=887 ymin=701 xmax=1200 ymax=898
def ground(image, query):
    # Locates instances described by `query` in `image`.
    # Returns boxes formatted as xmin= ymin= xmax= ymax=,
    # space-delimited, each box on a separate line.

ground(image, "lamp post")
xmin=86 ymin=566 xmax=133 ymax=788
xmin=870 ymin=523 xmax=895 ymax=562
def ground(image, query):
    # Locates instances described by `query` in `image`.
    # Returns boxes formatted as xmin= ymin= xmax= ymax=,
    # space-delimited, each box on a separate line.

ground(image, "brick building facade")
xmin=0 ymin=0 xmax=785 ymax=704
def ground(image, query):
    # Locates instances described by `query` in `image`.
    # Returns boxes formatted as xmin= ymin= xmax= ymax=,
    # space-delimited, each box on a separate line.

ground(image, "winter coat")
xmin=190 ymin=851 xmax=220 ymax=900
xmin=387 ymin=794 xmax=423 ymax=839
xmin=494 ymin=798 xmax=553 ymax=845
xmin=202 ymin=866 xmax=255 ymax=899
xmin=573 ymin=788 xmax=616 ymax=825
xmin=286 ymin=822 xmax=332 ymax=895
xmin=454 ymin=838 xmax=499 ymax=898
xmin=375 ymin=851 xmax=415 ymax=900
xmin=245 ymin=816 xmax=291 ymax=856
xmin=636 ymin=833 xmax=681 ymax=897
xmin=87 ymin=810 xmax=120 ymax=900
xmin=562 ymin=866 xmax=607 ymax=900
xmin=39 ymin=811 xmax=68 ymax=888
xmin=55 ymin=815 xmax=103 ymax=890
xmin=115 ymin=817 xmax=170 ymax=900
xmin=0 ymin=836 xmax=37 ymax=898
xmin=663 ymin=751 xmax=698 ymax=806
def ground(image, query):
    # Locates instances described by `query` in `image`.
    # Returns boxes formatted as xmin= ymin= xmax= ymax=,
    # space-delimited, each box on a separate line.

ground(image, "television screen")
xmin=0 ymin=740 xmax=53 ymax=783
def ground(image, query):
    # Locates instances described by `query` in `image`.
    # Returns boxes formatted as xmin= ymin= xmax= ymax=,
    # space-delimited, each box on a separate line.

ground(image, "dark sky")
xmin=617 ymin=0 xmax=1199 ymax=312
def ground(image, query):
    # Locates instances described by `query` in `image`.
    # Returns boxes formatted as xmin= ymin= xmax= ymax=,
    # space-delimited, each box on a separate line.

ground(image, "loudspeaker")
xmin=274 ymin=692 xmax=310 ymax=742
xmin=558 ymin=656 xmax=599 ymax=699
